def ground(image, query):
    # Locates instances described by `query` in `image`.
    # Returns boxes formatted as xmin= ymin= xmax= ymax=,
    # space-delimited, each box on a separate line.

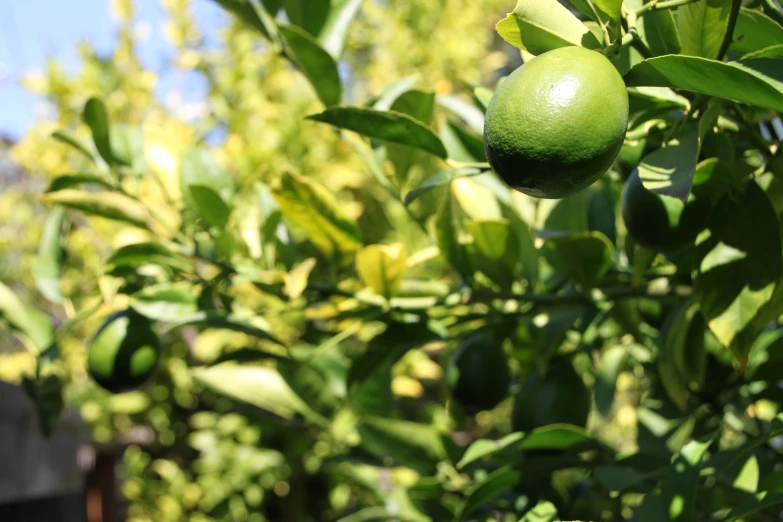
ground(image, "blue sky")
xmin=0 ymin=0 xmax=224 ymax=140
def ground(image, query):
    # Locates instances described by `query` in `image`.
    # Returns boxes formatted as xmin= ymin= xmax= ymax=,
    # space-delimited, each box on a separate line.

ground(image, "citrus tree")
xmin=3 ymin=0 xmax=783 ymax=520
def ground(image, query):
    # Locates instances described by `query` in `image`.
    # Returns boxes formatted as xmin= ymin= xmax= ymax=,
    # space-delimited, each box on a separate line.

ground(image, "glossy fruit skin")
xmin=484 ymin=46 xmax=629 ymax=199
xmin=512 ymin=358 xmax=591 ymax=432
xmin=450 ymin=334 xmax=510 ymax=413
xmin=87 ymin=309 xmax=160 ymax=393
xmin=621 ymin=168 xmax=711 ymax=252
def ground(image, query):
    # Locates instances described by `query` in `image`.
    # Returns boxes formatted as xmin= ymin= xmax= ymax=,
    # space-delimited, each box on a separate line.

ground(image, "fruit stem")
xmin=602 ymin=30 xmax=638 ymax=57
xmin=716 ymin=0 xmax=743 ymax=61
xmin=586 ymin=0 xmax=612 ymax=45
xmin=632 ymin=0 xmax=699 ymax=16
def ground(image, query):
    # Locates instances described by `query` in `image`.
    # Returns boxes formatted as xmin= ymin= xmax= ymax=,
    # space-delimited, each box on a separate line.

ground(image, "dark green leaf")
xmin=23 ymin=375 xmax=64 ymax=438
xmin=742 ymin=44 xmax=783 ymax=58
xmin=189 ymin=185 xmax=232 ymax=229
xmin=106 ymin=242 xmax=192 ymax=273
xmin=210 ymin=348 xmax=285 ymax=366
xmin=283 ymin=0 xmax=330 ymax=36
xmin=42 ymin=190 xmax=151 ymax=230
xmin=694 ymin=180 xmax=782 ymax=366
xmin=82 ymin=98 xmax=128 ymax=167
xmin=458 ymin=467 xmax=521 ymax=519
xmin=279 ymin=24 xmax=342 ymax=107
xmin=639 ymin=6 xmax=681 ymax=55
xmin=45 ymin=173 xmax=113 ymax=193
xmin=348 ymin=323 xmax=442 ymax=388
xmin=307 ymin=107 xmax=448 ymax=158
xmin=358 ymin=415 xmax=448 ymax=474
xmin=496 ymin=0 xmax=602 ymax=54
xmin=732 ymin=8 xmax=783 ymax=57
xmin=541 ymin=232 xmax=613 ymax=288
xmin=318 ymin=0 xmax=363 ymax=59
xmin=519 ymin=424 xmax=593 ymax=450
xmin=434 ymin=189 xmax=474 ymax=278
xmin=678 ymin=0 xmax=733 ymax=59
xmin=724 ymin=492 xmax=783 ymax=522
xmin=387 ymin=90 xmax=436 ymax=182
xmin=659 ymin=299 xmax=705 ymax=412
xmin=594 ymin=465 xmax=649 ymax=492
xmin=35 ymin=209 xmax=66 ymax=304
xmin=625 ymin=56 xmax=783 ymax=113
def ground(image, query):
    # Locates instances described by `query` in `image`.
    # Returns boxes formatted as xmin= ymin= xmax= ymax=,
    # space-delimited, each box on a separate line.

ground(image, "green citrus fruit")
xmin=484 ymin=46 xmax=629 ymax=199
xmin=512 ymin=358 xmax=591 ymax=431
xmin=87 ymin=309 xmax=161 ymax=393
xmin=621 ymin=168 xmax=711 ymax=252
xmin=449 ymin=334 xmax=510 ymax=412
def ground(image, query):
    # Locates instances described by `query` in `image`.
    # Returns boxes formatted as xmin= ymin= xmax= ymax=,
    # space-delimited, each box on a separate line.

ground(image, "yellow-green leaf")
xmin=42 ymin=190 xmax=151 ymax=230
xmin=355 ymin=243 xmax=408 ymax=299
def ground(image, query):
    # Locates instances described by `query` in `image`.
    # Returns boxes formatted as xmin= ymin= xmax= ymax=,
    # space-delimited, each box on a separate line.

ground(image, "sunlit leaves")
xmin=355 ymin=243 xmax=408 ymax=299
xmin=694 ymin=181 xmax=782 ymax=367
xmin=678 ymin=0 xmax=733 ymax=59
xmin=272 ymin=171 xmax=362 ymax=264
xmin=42 ymin=190 xmax=152 ymax=230
xmin=496 ymin=0 xmax=602 ymax=54
xmin=34 ymin=209 xmax=66 ymax=304
xmin=625 ymin=56 xmax=783 ymax=113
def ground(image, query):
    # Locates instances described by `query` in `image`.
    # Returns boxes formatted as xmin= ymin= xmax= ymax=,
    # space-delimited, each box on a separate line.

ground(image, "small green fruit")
xmin=449 ymin=334 xmax=510 ymax=413
xmin=87 ymin=309 xmax=161 ymax=393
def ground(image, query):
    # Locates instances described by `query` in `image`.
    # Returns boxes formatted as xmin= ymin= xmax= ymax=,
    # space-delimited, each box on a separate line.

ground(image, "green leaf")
xmin=732 ymin=8 xmax=783 ymax=56
xmin=404 ymin=168 xmax=482 ymax=206
xmin=111 ymin=124 xmax=145 ymax=170
xmin=82 ymin=98 xmax=128 ymax=167
xmin=0 ymin=281 xmax=54 ymax=352
xmin=279 ymin=24 xmax=342 ymax=107
xmin=106 ymin=242 xmax=192 ymax=273
xmin=355 ymin=243 xmax=408 ymax=298
xmin=387 ymin=90 xmax=436 ymax=181
xmin=193 ymin=365 xmax=321 ymax=423
xmin=42 ymin=190 xmax=151 ymax=230
xmin=724 ymin=492 xmax=783 ymax=522
xmin=742 ymin=44 xmax=783 ymax=58
xmin=465 ymin=219 xmax=521 ymax=290
xmin=35 ymin=208 xmax=66 ymax=304
xmin=272 ymin=171 xmax=362 ymax=264
xmin=22 ymin=374 xmax=64 ymax=438
xmin=358 ymin=415 xmax=448 ymax=474
xmin=639 ymin=5 xmax=681 ymax=56
xmin=130 ymin=282 xmax=199 ymax=321
xmin=318 ymin=0 xmax=363 ymax=59
xmin=168 ymin=311 xmax=284 ymax=346
xmin=641 ymin=130 xmax=701 ymax=201
xmin=694 ymin=180 xmax=782 ymax=366
xmin=434 ymin=191 xmax=473 ymax=278
xmin=519 ymin=424 xmax=593 ymax=450
xmin=594 ymin=465 xmax=649 ymax=492
xmin=659 ymin=299 xmax=705 ymax=412
xmin=541 ymin=232 xmax=613 ymax=288
xmin=678 ymin=0 xmax=733 ymax=59
xmin=51 ymin=130 xmax=95 ymax=162
xmin=180 ymin=148 xmax=234 ymax=208
xmin=284 ymin=257 xmax=317 ymax=299
xmin=457 ymin=433 xmax=525 ymax=469
xmin=439 ymin=123 xmax=487 ymax=163
xmin=348 ymin=323 xmax=442 ymax=389
xmin=625 ymin=56 xmax=783 ymax=113
xmin=594 ymin=0 xmax=622 ymax=20
xmin=45 ymin=173 xmax=113 ymax=193
xmin=436 ymin=95 xmax=485 ymax=136
xmin=458 ymin=467 xmax=521 ymax=519
xmin=451 ymin=176 xmax=502 ymax=220
xmin=519 ymin=501 xmax=558 ymax=522
xmin=496 ymin=0 xmax=602 ymax=55
xmin=209 ymin=348 xmax=285 ymax=366
xmin=189 ymin=185 xmax=232 ymax=229
xmin=733 ymin=455 xmax=760 ymax=493
xmin=210 ymin=0 xmax=277 ymax=39
xmin=283 ymin=0 xmax=330 ymax=36
xmin=307 ymin=107 xmax=448 ymax=158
